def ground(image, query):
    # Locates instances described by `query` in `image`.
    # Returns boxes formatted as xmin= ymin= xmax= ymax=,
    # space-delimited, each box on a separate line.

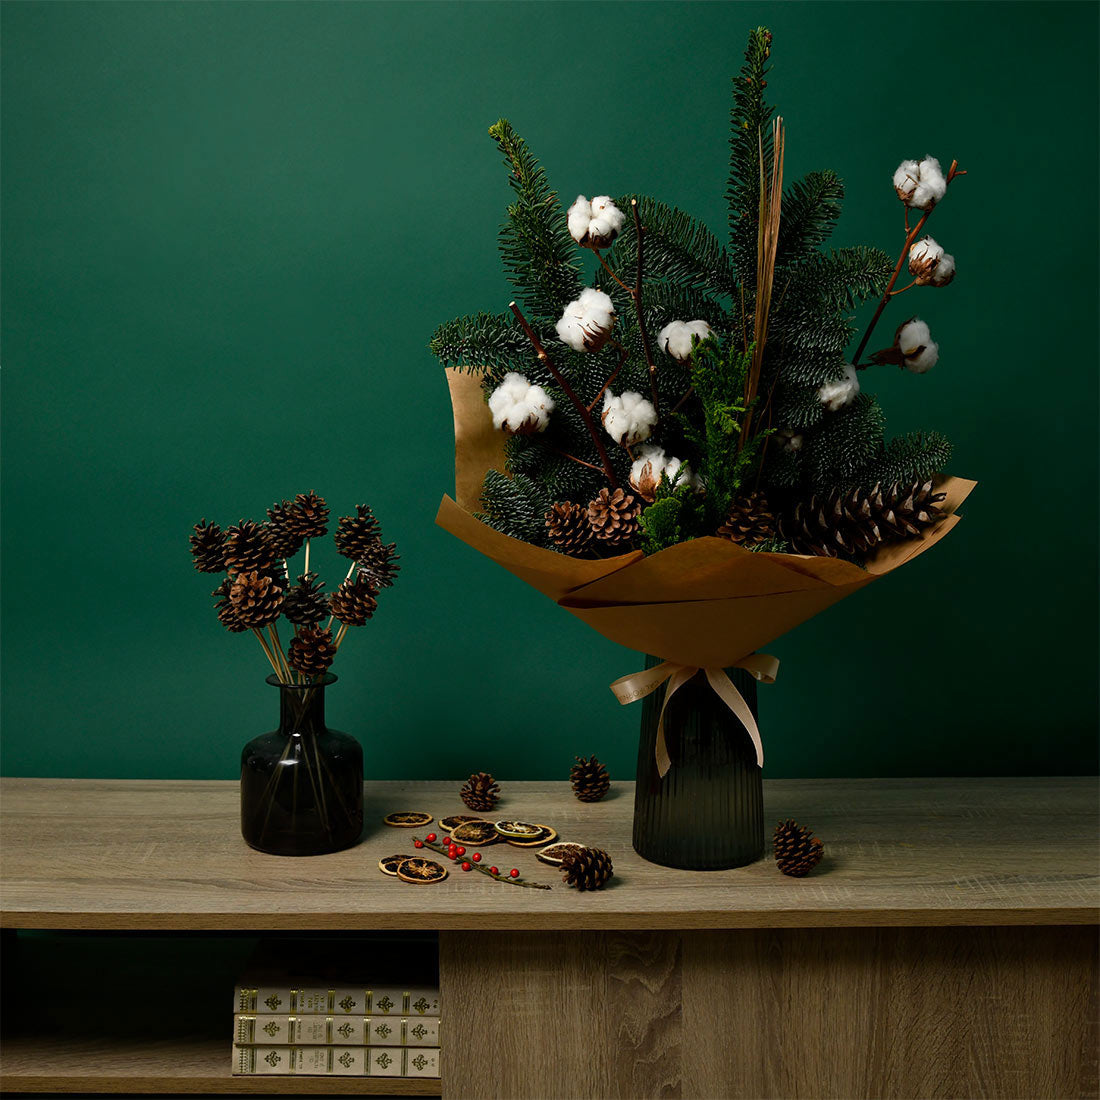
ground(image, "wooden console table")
xmin=1 ymin=777 xmax=1097 ymax=1098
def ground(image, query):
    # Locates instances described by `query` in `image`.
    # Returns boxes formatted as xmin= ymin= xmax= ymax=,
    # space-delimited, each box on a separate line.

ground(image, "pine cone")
xmin=223 ymin=520 xmax=276 ymax=576
xmin=717 ymin=492 xmax=777 ymax=548
xmin=781 ymin=480 xmax=946 ymax=558
xmin=228 ymin=570 xmax=284 ymax=629
xmin=356 ymin=541 xmax=400 ymax=590
xmin=212 ymin=579 xmax=248 ymax=633
xmin=285 ymin=491 xmax=329 ymax=540
xmin=282 ymin=573 xmax=328 ymax=625
xmin=773 ymin=819 xmax=824 ymax=877
xmin=265 ymin=502 xmax=306 ymax=559
xmin=190 ymin=519 xmax=226 ymax=573
xmin=545 ymin=502 xmax=593 ymax=556
xmin=459 ymin=772 xmax=500 ymax=812
xmin=569 ymin=756 xmax=610 ymax=802
xmin=328 ymin=573 xmax=378 ymax=626
xmin=560 ymin=846 xmax=614 ymax=891
xmin=334 ymin=504 xmax=382 ymax=561
xmin=587 ymin=488 xmax=639 ymax=548
xmin=288 ymin=626 xmax=337 ymax=678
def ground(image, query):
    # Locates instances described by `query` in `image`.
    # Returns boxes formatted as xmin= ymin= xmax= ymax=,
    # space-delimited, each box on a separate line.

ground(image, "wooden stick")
xmin=593 ymin=248 xmax=632 ymax=293
xmin=508 ymin=301 xmax=618 ymax=487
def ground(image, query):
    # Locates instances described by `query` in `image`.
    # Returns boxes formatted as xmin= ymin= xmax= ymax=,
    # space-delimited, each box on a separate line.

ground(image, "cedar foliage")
xmin=431 ymin=27 xmax=953 ymax=559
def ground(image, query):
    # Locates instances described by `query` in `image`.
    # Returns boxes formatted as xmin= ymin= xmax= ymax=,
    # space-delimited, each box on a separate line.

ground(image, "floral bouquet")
xmin=432 ymin=27 xmax=974 ymax=869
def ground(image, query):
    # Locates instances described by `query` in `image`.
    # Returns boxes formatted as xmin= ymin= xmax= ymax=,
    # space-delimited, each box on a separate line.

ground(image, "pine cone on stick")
xmin=356 ymin=541 xmax=400 ymax=590
xmin=212 ymin=579 xmax=248 ymax=633
xmin=773 ymin=819 xmax=824 ymax=877
xmin=265 ymin=502 xmax=305 ymax=559
xmin=328 ymin=574 xmax=378 ymax=626
xmin=283 ymin=573 xmax=328 ymax=625
xmin=545 ymin=502 xmax=593 ymax=556
xmin=223 ymin=520 xmax=276 ymax=576
xmin=781 ymin=480 xmax=946 ymax=558
xmin=288 ymin=626 xmax=337 ymax=678
xmin=334 ymin=504 xmax=382 ymax=560
xmin=190 ymin=520 xmax=226 ymax=573
xmin=285 ymin=491 xmax=330 ymax=540
xmin=460 ymin=772 xmax=500 ymax=812
xmin=228 ymin=570 xmax=284 ymax=629
xmin=569 ymin=756 xmax=610 ymax=802
xmin=587 ymin=488 xmax=640 ymax=548
xmin=717 ymin=492 xmax=777 ymax=547
xmin=560 ymin=846 xmax=614 ymax=891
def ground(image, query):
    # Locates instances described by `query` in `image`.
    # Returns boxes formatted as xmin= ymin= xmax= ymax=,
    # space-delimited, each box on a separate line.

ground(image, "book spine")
xmin=234 ymin=1014 xmax=441 ymax=1047
xmin=234 ymin=986 xmax=440 ymax=1017
xmin=232 ymin=1044 xmax=440 ymax=1078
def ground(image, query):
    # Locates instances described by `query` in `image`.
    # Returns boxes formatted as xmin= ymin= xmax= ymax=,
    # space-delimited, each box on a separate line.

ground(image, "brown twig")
xmin=593 ymin=249 xmax=632 ymax=293
xmin=415 ymin=837 xmax=552 ymax=889
xmin=550 ymin=445 xmax=604 ymax=474
xmin=852 ymin=159 xmax=965 ymax=368
xmin=890 ymin=280 xmax=917 ymax=296
xmin=669 ymin=385 xmax=696 ymax=417
xmin=509 ymin=301 xmax=618 ymax=487
xmin=586 ymin=342 xmax=629 ymax=412
xmin=630 ymin=199 xmax=661 ymax=417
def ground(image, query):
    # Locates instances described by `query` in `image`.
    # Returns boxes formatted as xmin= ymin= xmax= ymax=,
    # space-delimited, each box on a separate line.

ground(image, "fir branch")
xmin=603 ymin=196 xmax=733 ymax=299
xmin=429 ymin=312 xmax=531 ymax=378
xmin=777 ymin=170 xmax=844 ymax=269
xmin=489 ymin=119 xmax=582 ymax=323
xmin=727 ymin=26 xmax=775 ymax=280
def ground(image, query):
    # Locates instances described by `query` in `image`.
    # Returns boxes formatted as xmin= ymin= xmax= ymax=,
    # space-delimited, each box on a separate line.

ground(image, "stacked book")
xmin=232 ymin=980 xmax=441 ymax=1079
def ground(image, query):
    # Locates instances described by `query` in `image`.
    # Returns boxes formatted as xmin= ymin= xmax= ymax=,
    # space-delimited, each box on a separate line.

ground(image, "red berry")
xmin=471 ymin=852 xmax=481 ymax=862
xmin=509 ymin=868 xmax=520 ymax=878
xmin=441 ymin=836 xmax=450 ymax=845
xmin=489 ymin=866 xmax=499 ymax=875
xmin=426 ymin=833 xmax=437 ymax=843
xmin=455 ymin=846 xmax=466 ymax=856
xmin=448 ymin=846 xmax=458 ymax=859
xmin=461 ymin=861 xmax=471 ymax=871
xmin=413 ymin=839 xmax=424 ymax=849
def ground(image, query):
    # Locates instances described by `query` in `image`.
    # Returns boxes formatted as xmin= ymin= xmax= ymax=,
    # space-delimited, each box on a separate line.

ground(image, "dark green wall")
xmin=3 ymin=1 xmax=1096 ymax=782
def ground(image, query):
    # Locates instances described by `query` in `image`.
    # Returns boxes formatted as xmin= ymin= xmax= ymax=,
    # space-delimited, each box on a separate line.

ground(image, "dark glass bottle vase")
xmin=241 ymin=675 xmax=363 ymax=856
xmin=633 ymin=656 xmax=764 ymax=870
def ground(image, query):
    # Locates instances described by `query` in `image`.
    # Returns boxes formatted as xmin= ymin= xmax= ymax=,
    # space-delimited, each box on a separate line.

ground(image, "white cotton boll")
xmin=930 ymin=251 xmax=956 ymax=287
xmin=897 ymin=319 xmax=932 ymax=356
xmin=817 ymin=363 xmax=860 ymax=412
xmin=555 ymin=287 xmax=617 ymax=352
xmin=904 ymin=342 xmax=939 ymax=373
xmin=628 ymin=445 xmax=695 ymax=501
xmin=896 ymin=319 xmax=939 ymax=373
xmin=908 ymin=236 xmax=944 ymax=281
xmin=629 ymin=445 xmax=666 ymax=501
xmin=602 ymin=390 xmax=657 ymax=447
xmin=894 ymin=156 xmax=947 ymax=210
xmin=892 ymin=160 xmax=920 ymax=203
xmin=488 ymin=371 xmax=555 ymax=434
xmin=657 ymin=319 xmax=714 ymax=362
xmin=567 ymin=196 xmax=593 ymax=244
xmin=567 ymin=194 xmax=624 ymax=249
xmin=776 ymin=428 xmax=803 ymax=452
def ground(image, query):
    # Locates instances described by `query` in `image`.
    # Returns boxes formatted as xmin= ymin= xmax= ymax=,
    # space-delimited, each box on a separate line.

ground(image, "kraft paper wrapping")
xmin=438 ymin=368 xmax=977 ymax=667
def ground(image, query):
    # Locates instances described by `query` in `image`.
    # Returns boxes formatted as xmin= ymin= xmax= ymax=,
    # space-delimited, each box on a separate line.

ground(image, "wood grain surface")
xmin=442 ymin=927 xmax=1099 ymax=1100
xmin=1 ymin=778 xmax=1097 ymax=930
xmin=0 ymin=1034 xmax=442 ymax=1095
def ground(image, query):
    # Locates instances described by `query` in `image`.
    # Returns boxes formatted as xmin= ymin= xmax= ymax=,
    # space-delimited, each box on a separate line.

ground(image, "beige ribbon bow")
xmin=610 ymin=655 xmax=779 ymax=778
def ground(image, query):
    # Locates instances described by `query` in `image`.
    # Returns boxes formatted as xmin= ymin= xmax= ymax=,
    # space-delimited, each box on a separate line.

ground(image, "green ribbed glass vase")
xmin=632 ymin=655 xmax=764 ymax=870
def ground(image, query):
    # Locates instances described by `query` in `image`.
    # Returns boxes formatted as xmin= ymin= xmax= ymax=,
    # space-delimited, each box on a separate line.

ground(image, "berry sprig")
xmin=412 ymin=834 xmax=552 ymax=890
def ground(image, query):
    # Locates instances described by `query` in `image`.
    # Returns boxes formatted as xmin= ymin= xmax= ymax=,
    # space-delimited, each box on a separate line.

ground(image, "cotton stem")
xmin=630 ymin=199 xmax=661 ymax=417
xmin=852 ymin=159 xmax=965 ymax=368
